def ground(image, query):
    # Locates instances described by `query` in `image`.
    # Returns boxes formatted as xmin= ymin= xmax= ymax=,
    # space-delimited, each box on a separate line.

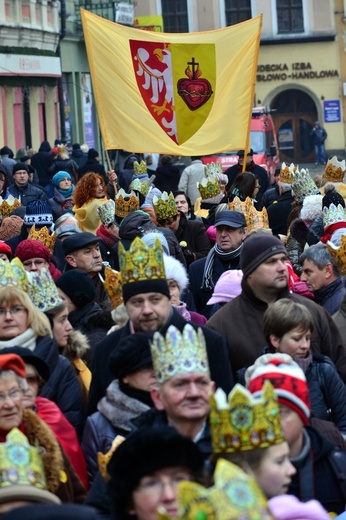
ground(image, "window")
xmin=161 ymin=0 xmax=188 ymax=33
xmin=225 ymin=0 xmax=251 ymax=26
xmin=277 ymin=0 xmax=304 ymax=33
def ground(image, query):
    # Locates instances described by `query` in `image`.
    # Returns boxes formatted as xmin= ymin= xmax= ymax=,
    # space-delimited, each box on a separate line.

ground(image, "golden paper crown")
xmin=205 ymin=162 xmax=223 ymax=178
xmin=291 ymin=168 xmax=321 ymax=201
xmin=130 ymin=177 xmax=151 ymax=197
xmin=27 ymin=268 xmax=63 ymax=312
xmin=97 ymin=199 xmax=115 ymax=225
xmin=98 ymin=435 xmax=125 ymax=480
xmin=279 ymin=162 xmax=295 ymax=184
xmin=322 ymin=203 xmax=346 ymax=228
xmin=115 ymin=188 xmax=140 ymax=218
xmin=133 ymin=160 xmax=148 ymax=176
xmin=210 ymin=380 xmax=284 ymax=454
xmin=0 ymin=195 xmax=21 ymax=218
xmin=153 ymin=191 xmax=178 ymax=221
xmin=323 ymin=156 xmax=346 ymax=183
xmin=101 ymin=266 xmax=123 ymax=309
xmin=0 ymin=258 xmax=28 ymax=292
xmin=327 ymin=237 xmax=346 ymax=275
xmin=229 ymin=197 xmax=269 ymax=231
xmin=28 ymin=225 xmax=56 ymax=252
xmin=151 ymin=324 xmax=210 ymax=384
xmin=118 ymin=236 xmax=166 ymax=286
xmin=197 ymin=173 xmax=220 ymax=200
xmin=158 ymin=458 xmax=273 ymax=520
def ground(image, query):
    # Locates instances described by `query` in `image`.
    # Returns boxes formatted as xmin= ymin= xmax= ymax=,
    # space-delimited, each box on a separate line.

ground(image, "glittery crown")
xmin=279 ymin=162 xmax=295 ymax=184
xmin=98 ymin=435 xmax=125 ymax=480
xmin=0 ymin=428 xmax=48 ymax=491
xmin=27 ymin=268 xmax=63 ymax=312
xmin=229 ymin=197 xmax=269 ymax=231
xmin=118 ymin=236 xmax=166 ymax=286
xmin=133 ymin=160 xmax=148 ymax=176
xmin=210 ymin=380 xmax=284 ymax=454
xmin=0 ymin=195 xmax=21 ymax=218
xmin=129 ymin=177 xmax=151 ymax=197
xmin=205 ymin=161 xmax=223 ymax=178
xmin=322 ymin=203 xmax=346 ymax=228
xmin=197 ymin=170 xmax=220 ymax=200
xmin=101 ymin=266 xmax=123 ymax=309
xmin=115 ymin=189 xmax=140 ymax=218
xmin=97 ymin=199 xmax=115 ymax=225
xmin=158 ymin=458 xmax=273 ymax=520
xmin=327 ymin=236 xmax=346 ymax=276
xmin=152 ymin=191 xmax=178 ymax=221
xmin=0 ymin=258 xmax=28 ymax=292
xmin=291 ymin=168 xmax=320 ymax=201
xmin=28 ymin=225 xmax=56 ymax=252
xmin=151 ymin=324 xmax=210 ymax=384
xmin=323 ymin=156 xmax=346 ymax=183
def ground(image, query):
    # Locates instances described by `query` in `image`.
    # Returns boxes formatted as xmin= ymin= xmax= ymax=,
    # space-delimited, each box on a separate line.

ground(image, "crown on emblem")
xmin=27 ymin=268 xmax=63 ymax=312
xmin=323 ymin=156 xmax=346 ymax=183
xmin=229 ymin=197 xmax=269 ymax=232
xmin=97 ymin=199 xmax=115 ymax=226
xmin=197 ymin=168 xmax=220 ymax=200
xmin=322 ymin=203 xmax=346 ymax=228
xmin=291 ymin=168 xmax=320 ymax=201
xmin=279 ymin=162 xmax=295 ymax=184
xmin=153 ymin=191 xmax=178 ymax=221
xmin=0 ymin=428 xmax=48 ymax=491
xmin=151 ymin=324 xmax=210 ymax=384
xmin=0 ymin=258 xmax=28 ymax=292
xmin=118 ymin=236 xmax=166 ymax=286
xmin=115 ymin=189 xmax=140 ymax=218
xmin=101 ymin=266 xmax=123 ymax=309
xmin=133 ymin=160 xmax=148 ymax=176
xmin=209 ymin=380 xmax=284 ymax=454
xmin=0 ymin=195 xmax=21 ymax=218
xmin=327 ymin=237 xmax=346 ymax=276
xmin=28 ymin=225 xmax=56 ymax=252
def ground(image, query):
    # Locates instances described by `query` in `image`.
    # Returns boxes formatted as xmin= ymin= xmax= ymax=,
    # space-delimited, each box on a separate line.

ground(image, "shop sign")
xmin=256 ymin=62 xmax=338 ymax=82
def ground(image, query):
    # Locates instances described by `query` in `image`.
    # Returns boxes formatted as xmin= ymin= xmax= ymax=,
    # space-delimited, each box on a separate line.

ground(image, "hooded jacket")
xmin=30 ymin=141 xmax=54 ymax=187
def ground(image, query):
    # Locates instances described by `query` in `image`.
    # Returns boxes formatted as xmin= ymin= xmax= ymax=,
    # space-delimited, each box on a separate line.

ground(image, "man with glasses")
xmin=15 ymin=239 xmax=62 ymax=281
xmin=8 ymin=162 xmax=48 ymax=205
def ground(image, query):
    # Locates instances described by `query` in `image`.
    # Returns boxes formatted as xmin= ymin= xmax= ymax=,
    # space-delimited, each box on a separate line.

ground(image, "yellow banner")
xmin=134 ymin=15 xmax=163 ymax=32
xmin=81 ymin=9 xmax=262 ymax=154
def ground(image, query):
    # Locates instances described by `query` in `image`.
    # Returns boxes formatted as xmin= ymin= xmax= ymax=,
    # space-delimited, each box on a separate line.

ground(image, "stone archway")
xmin=264 ymin=88 xmax=318 ymax=163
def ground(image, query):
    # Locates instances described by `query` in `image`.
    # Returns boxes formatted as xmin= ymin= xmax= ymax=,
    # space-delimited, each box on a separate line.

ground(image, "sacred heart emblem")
xmin=177 ymin=58 xmax=213 ymax=111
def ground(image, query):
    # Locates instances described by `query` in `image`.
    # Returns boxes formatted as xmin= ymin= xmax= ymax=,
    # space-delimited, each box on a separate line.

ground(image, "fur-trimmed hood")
xmin=63 ymin=329 xmax=90 ymax=361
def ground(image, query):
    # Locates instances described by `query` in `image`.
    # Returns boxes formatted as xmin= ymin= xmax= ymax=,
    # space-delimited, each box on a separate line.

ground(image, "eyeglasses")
xmin=136 ymin=474 xmax=193 ymax=495
xmin=0 ymin=388 xmax=23 ymax=405
xmin=0 ymin=306 xmax=26 ymax=317
xmin=22 ymin=259 xmax=47 ymax=268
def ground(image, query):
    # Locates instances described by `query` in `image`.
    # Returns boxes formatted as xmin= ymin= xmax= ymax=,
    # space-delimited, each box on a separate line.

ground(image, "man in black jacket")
xmin=8 ymin=163 xmax=48 ymax=205
xmin=77 ymin=148 xmax=107 ymax=182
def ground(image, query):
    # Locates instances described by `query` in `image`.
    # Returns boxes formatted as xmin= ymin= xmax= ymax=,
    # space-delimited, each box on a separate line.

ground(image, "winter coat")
xmin=154 ymin=164 xmax=180 ymax=193
xmin=49 ymin=159 xmax=79 ymax=183
xmin=261 ymin=185 xmax=280 ymax=208
xmin=313 ymin=277 xmax=345 ymax=315
xmin=310 ymin=126 xmax=327 ymax=145
xmin=206 ymin=280 xmax=346 ymax=383
xmin=73 ymin=197 xmax=109 ymax=234
xmin=178 ymin=160 xmax=206 ymax=204
xmin=87 ymin=308 xmax=234 ymax=415
xmin=8 ymin=181 xmax=48 ymax=206
xmin=174 ymin=211 xmax=211 ymax=263
xmin=30 ymin=141 xmax=54 ymax=187
xmin=49 ymin=185 xmax=75 ymax=221
xmin=333 ymin=293 xmax=346 ymax=338
xmin=267 ymin=190 xmax=295 ymax=236
xmin=70 ymin=149 xmax=88 ymax=169
xmin=77 ymin=159 xmax=107 ymax=183
xmin=82 ymin=380 xmax=150 ymax=484
xmin=224 ymin=162 xmax=270 ymax=207
xmin=285 ymin=218 xmax=321 ymax=275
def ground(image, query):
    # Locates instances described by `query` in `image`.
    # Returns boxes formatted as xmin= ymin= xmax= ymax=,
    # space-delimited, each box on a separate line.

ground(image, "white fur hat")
xmin=300 ymin=194 xmax=323 ymax=222
xmin=163 ymin=254 xmax=188 ymax=294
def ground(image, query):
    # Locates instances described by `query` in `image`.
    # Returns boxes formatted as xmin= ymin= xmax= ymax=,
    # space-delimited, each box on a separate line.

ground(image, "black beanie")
xmin=322 ymin=190 xmax=345 ymax=209
xmin=109 ymin=333 xmax=153 ymax=378
xmin=12 ymin=162 xmax=29 ymax=175
xmin=122 ymin=279 xmax=170 ymax=303
xmin=107 ymin=427 xmax=204 ymax=519
xmin=56 ymin=270 xmax=95 ymax=308
xmin=240 ymin=233 xmax=286 ymax=278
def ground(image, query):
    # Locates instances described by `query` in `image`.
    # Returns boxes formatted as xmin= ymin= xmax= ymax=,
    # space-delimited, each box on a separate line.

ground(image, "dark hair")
xmin=173 ymin=190 xmax=193 ymax=213
xmin=263 ymin=298 xmax=314 ymax=345
xmin=160 ymin=154 xmax=173 ymax=166
xmin=229 ymin=172 xmax=256 ymax=200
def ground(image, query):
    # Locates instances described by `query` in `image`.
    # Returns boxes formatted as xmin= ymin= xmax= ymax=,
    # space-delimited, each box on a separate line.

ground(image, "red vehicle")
xmin=202 ymin=106 xmax=280 ymax=181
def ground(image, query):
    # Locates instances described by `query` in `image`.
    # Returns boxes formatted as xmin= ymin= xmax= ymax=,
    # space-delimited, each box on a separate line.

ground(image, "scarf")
xmin=201 ymin=243 xmax=242 ymax=291
xmin=0 ymin=327 xmax=37 ymax=351
xmin=96 ymin=224 xmax=118 ymax=248
xmin=294 ymin=350 xmax=313 ymax=374
xmin=57 ymin=185 xmax=73 ymax=198
xmin=172 ymin=302 xmax=191 ymax=321
xmin=320 ymin=222 xmax=346 ymax=243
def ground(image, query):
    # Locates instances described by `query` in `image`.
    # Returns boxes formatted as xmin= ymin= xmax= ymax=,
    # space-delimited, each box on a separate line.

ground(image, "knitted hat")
xmin=0 ymin=346 xmax=50 ymax=381
xmin=0 ymin=215 xmax=23 ymax=241
xmin=55 ymin=270 xmax=95 ymax=308
xmin=52 ymin=170 xmax=71 ymax=188
xmin=322 ymin=185 xmax=345 ymax=209
xmin=0 ymin=242 xmax=12 ymax=259
xmin=240 ymin=233 xmax=286 ymax=278
xmin=109 ymin=333 xmax=153 ymax=379
xmin=0 ymin=353 xmax=26 ymax=378
xmin=12 ymin=162 xmax=29 ymax=175
xmin=15 ymin=240 xmax=51 ymax=263
xmin=23 ymin=200 xmax=53 ymax=227
xmin=245 ymin=353 xmax=310 ymax=425
xmin=88 ymin=148 xmax=99 ymax=160
xmin=207 ymin=269 xmax=243 ymax=305
xmin=142 ymin=231 xmax=169 ymax=255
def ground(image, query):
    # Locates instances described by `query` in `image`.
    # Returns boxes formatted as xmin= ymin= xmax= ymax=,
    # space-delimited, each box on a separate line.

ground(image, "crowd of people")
xmin=0 ymin=141 xmax=346 ymax=519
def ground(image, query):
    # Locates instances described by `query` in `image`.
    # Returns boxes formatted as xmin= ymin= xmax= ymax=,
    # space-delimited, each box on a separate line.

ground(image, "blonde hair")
xmin=0 ymin=287 xmax=52 ymax=338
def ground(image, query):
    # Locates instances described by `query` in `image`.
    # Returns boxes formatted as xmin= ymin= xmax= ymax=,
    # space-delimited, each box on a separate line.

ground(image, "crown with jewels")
xmin=97 ymin=199 xmax=115 ymax=226
xmin=0 ymin=195 xmax=21 ymax=218
xmin=153 ymin=191 xmax=178 ymax=221
xmin=151 ymin=324 xmax=210 ymax=384
xmin=115 ymin=188 xmax=140 ymax=218
xmin=322 ymin=203 xmax=346 ymax=228
xmin=130 ymin=177 xmax=151 ymax=197
xmin=0 ymin=258 xmax=28 ymax=292
xmin=279 ymin=162 xmax=296 ymax=184
xmin=27 ymin=268 xmax=63 ymax=312
xmin=210 ymin=380 xmax=284 ymax=454
xmin=158 ymin=458 xmax=273 ymax=520
xmin=118 ymin=236 xmax=166 ymax=286
xmin=323 ymin=156 xmax=346 ymax=183
xmin=133 ymin=160 xmax=148 ymax=176
xmin=327 ymin=236 xmax=346 ymax=275
xmin=229 ymin=197 xmax=269 ymax=232
xmin=198 ymin=167 xmax=220 ymax=200
xmin=101 ymin=266 xmax=123 ymax=309
xmin=291 ymin=167 xmax=320 ymax=201
xmin=205 ymin=162 xmax=223 ymax=178
xmin=28 ymin=225 xmax=56 ymax=252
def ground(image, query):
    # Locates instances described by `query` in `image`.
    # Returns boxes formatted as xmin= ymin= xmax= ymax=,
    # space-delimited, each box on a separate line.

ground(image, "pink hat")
xmin=268 ymin=495 xmax=330 ymax=520
xmin=207 ymin=269 xmax=243 ymax=306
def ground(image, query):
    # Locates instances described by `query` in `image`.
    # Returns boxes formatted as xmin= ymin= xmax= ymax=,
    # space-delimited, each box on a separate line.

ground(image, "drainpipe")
xmin=57 ymin=0 xmax=67 ymax=142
